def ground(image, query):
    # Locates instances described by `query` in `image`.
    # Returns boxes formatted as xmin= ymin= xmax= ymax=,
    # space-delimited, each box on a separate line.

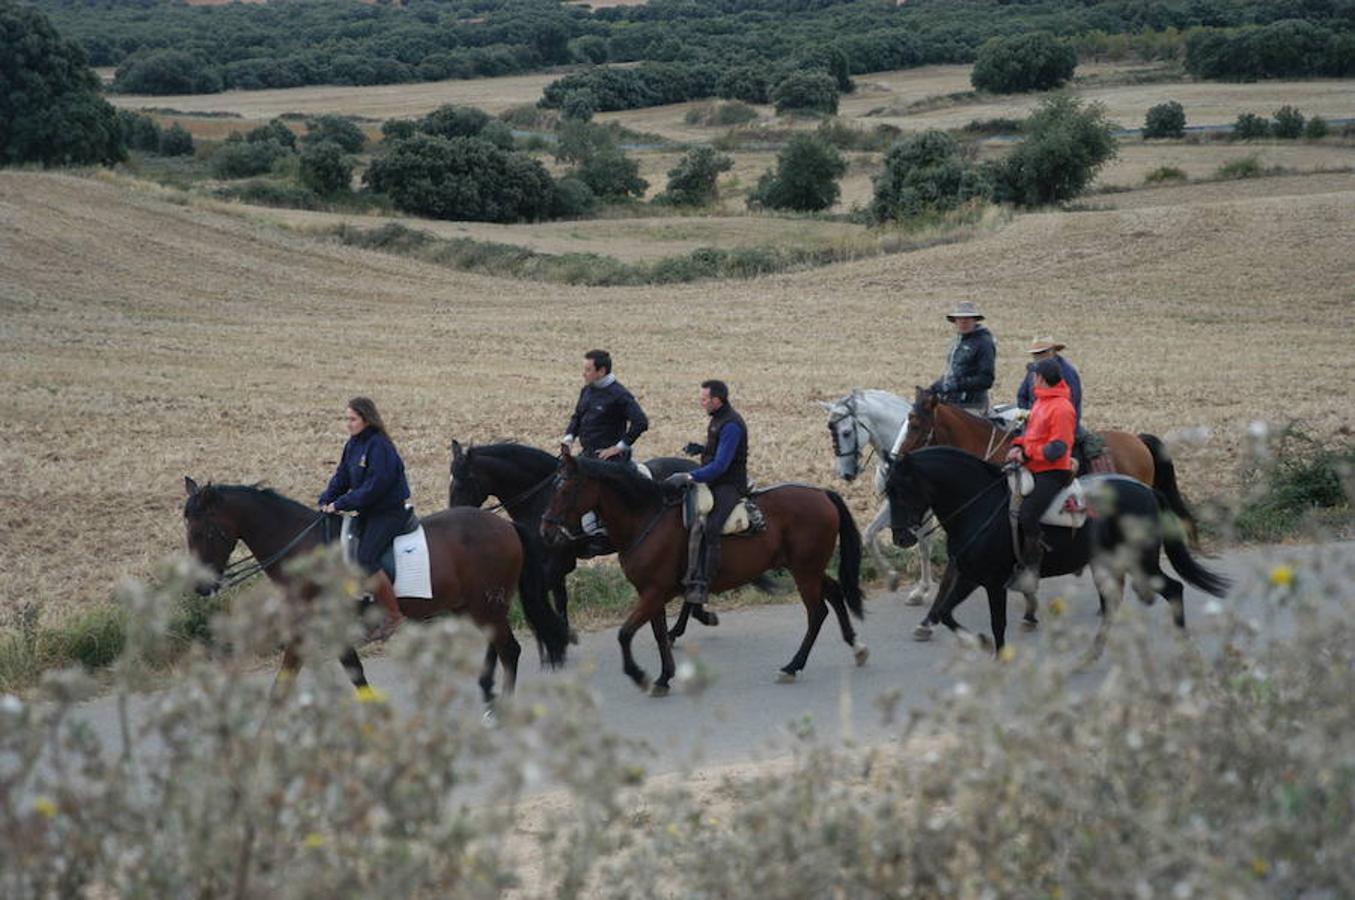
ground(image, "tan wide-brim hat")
xmin=945 ymin=300 xmax=984 ymax=321
xmin=1028 ymin=335 xmax=1066 ymax=354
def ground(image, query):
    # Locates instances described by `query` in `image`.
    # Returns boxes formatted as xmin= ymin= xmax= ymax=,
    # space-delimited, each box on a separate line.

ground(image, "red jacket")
xmin=1013 ymin=381 xmax=1076 ymax=473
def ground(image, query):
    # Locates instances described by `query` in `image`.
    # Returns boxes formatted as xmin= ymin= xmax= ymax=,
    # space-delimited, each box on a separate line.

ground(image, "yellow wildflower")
xmin=1250 ymin=857 xmax=1270 ymax=878
xmin=32 ymin=797 xmax=57 ymax=819
xmin=304 ymin=833 xmax=326 ymax=849
xmin=355 ymin=685 xmax=388 ymax=704
xmin=1268 ymin=565 xmax=1295 ymax=589
xmin=999 ymin=646 xmax=1016 ymax=663
xmin=1048 ymin=597 xmax=1067 ymax=617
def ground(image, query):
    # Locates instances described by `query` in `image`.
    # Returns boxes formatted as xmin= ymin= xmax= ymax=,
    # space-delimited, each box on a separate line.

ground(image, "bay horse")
xmin=448 ymin=440 xmax=709 ymax=637
xmin=885 ymin=448 xmax=1229 ymax=656
xmin=541 ymin=448 xmax=868 ymax=694
xmin=182 ymin=477 xmax=568 ymax=703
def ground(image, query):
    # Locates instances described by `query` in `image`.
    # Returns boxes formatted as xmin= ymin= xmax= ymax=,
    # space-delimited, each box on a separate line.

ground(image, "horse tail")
xmin=512 ymin=522 xmax=569 ymax=668
xmin=825 ymin=491 xmax=864 ymax=619
xmin=1139 ymin=432 xmax=1200 ymax=549
xmin=1161 ymin=521 xmax=1231 ymax=598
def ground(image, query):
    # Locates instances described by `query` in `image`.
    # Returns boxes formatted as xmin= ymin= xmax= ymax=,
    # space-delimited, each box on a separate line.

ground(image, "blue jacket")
xmin=319 ymin=427 xmax=410 ymax=514
xmin=1017 ymin=355 xmax=1082 ymax=425
xmin=564 ymin=375 xmax=648 ymax=456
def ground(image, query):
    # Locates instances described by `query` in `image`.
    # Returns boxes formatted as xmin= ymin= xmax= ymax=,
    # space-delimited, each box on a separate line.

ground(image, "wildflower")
xmin=998 ymin=646 xmax=1016 ymax=663
xmin=304 ymin=833 xmax=326 ymax=849
xmin=1250 ymin=857 xmax=1270 ymax=878
xmin=355 ymin=685 xmax=388 ymax=704
xmin=32 ymin=797 xmax=57 ymax=819
xmin=1049 ymin=596 xmax=1067 ymax=616
xmin=1268 ymin=565 xmax=1295 ymax=589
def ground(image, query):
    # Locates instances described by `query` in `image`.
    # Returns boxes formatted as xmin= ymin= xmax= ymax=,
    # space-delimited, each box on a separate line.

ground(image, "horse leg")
xmin=667 ymin=601 xmax=694 ymax=642
xmin=649 ymin=613 xmax=676 ymax=697
xmin=548 ymin=547 xmax=578 ymax=644
xmin=1086 ymin=561 xmax=1126 ymax=664
xmin=933 ymin=572 xmax=981 ymax=647
xmin=914 ymin=561 xmax=958 ymax=641
xmin=863 ymin=502 xmax=899 ymax=592
xmin=1020 ymin=588 xmax=1040 ymax=631
xmin=906 ymin=515 xmax=938 ymax=606
xmin=494 ymin=626 xmax=521 ymax=698
xmin=339 ymin=647 xmax=369 ymax=690
xmin=984 ymin=584 xmax=1009 ymax=656
xmin=823 ymin=577 xmax=869 ymax=666
xmin=777 ymin=571 xmax=831 ymax=682
xmin=618 ymin=594 xmax=663 ymax=690
xmin=478 ymin=642 xmax=499 ymax=705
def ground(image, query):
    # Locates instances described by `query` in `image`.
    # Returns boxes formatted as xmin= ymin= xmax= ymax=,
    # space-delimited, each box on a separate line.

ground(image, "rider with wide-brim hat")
xmin=930 ymin=300 xmax=996 ymax=414
xmin=1017 ymin=335 xmax=1082 ymax=426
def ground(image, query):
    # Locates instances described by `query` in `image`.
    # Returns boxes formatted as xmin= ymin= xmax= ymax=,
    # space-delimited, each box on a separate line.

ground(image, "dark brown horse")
xmin=182 ymin=478 xmax=568 ymax=703
xmin=541 ymin=449 xmax=868 ymax=694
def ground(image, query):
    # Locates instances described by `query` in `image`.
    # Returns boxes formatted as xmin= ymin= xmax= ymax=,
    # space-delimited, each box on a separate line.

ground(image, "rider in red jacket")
xmin=1006 ymin=358 xmax=1077 ymax=591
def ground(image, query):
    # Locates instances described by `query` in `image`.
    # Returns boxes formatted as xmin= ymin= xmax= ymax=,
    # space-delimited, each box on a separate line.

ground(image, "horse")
xmin=541 ymin=449 xmax=868 ymax=694
xmin=884 ymin=448 xmax=1229 ymax=657
xmin=897 ymin=386 xmax=1201 ymax=637
xmin=819 ymin=389 xmax=937 ymax=604
xmin=181 ymin=477 xmax=569 ymax=704
xmin=447 ymin=440 xmax=711 ymax=637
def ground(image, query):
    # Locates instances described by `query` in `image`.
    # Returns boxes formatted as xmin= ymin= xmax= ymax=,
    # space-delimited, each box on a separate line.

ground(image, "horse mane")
xmin=910 ymin=446 xmax=1003 ymax=479
xmin=466 ymin=442 xmax=557 ymax=474
xmin=186 ymin=482 xmax=315 ymax=519
xmin=577 ymin=456 xmax=664 ymax=509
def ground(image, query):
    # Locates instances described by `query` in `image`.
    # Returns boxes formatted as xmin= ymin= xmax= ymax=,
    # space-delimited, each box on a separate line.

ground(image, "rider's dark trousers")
xmin=356 ymin=507 xmax=410 ymax=576
xmin=1018 ymin=470 xmax=1074 ymax=543
xmin=692 ymin=484 xmax=742 ymax=587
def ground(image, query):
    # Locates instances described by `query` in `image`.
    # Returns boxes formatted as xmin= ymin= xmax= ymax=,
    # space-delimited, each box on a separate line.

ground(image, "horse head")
xmin=820 ymin=391 xmax=869 ymax=482
xmin=541 ymin=448 xmax=591 ymax=548
xmin=447 ymin=439 xmax=489 ymax=508
xmin=883 ymin=455 xmax=926 ymax=548
xmin=897 ymin=386 xmax=940 ymax=456
xmin=182 ymin=476 xmax=238 ymax=594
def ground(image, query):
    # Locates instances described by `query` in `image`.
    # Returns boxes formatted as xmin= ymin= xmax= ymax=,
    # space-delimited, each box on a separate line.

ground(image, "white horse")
xmin=820 ymin=389 xmax=935 ymax=606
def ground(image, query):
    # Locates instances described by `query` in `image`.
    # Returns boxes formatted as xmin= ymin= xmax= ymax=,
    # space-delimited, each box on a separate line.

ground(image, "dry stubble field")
xmin=2 ymin=168 xmax=1353 ymax=625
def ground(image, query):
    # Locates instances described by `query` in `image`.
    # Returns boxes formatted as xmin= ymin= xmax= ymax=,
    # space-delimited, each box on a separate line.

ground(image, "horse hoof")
xmin=853 ymin=643 xmax=869 ymax=666
xmin=913 ymin=624 xmax=933 ymax=642
xmin=481 ymin=708 xmax=498 ymax=729
xmin=702 ymin=612 xmax=720 ymax=627
xmin=1020 ymin=618 xmax=1039 ymax=632
xmin=904 ymin=590 xmax=926 ymax=607
xmin=776 ymin=670 xmax=798 ymax=684
xmin=568 ymin=629 xmax=580 ymax=646
xmin=887 ymin=574 xmax=900 ymax=592
xmin=649 ymin=683 xmax=671 ymax=698
xmin=977 ymin=634 xmax=994 ymax=651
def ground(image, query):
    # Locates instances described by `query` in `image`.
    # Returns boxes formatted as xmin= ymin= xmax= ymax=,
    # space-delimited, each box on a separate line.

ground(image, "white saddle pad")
xmin=392 ymin=526 xmax=433 ymax=599
xmin=633 ymin=462 xmax=653 ymax=480
xmin=693 ymin=483 xmax=755 ymax=535
xmin=1011 ymin=469 xmax=1087 ymax=529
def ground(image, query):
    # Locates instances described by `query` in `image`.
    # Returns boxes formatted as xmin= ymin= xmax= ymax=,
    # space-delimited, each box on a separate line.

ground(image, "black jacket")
xmin=695 ymin=404 xmax=748 ymax=491
xmin=564 ymin=376 xmax=648 ymax=456
xmin=932 ymin=325 xmax=996 ymax=408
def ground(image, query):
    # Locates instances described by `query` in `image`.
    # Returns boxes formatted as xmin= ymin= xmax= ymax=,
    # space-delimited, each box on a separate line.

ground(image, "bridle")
xmin=194 ymin=511 xmax=328 ymax=590
xmin=827 ymin=395 xmax=882 ymax=476
xmin=452 ymin=459 xmax=555 ymax=515
xmin=890 ymin=458 xmax=1013 ymax=558
xmin=542 ymin=464 xmax=679 ymax=555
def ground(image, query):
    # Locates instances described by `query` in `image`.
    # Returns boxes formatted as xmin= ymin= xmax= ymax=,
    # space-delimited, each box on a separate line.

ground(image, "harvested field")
xmin=1093 ymin=139 xmax=1355 ymax=187
xmin=2 ymin=170 xmax=1352 ymax=623
xmin=1088 ymin=170 xmax=1355 ymax=210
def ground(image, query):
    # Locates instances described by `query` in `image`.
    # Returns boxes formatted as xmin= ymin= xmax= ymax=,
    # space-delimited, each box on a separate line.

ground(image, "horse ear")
xmin=815 ymin=400 xmax=833 ymax=411
xmin=451 ymin=439 xmax=464 ymax=461
xmin=184 ymin=476 xmax=199 ymax=496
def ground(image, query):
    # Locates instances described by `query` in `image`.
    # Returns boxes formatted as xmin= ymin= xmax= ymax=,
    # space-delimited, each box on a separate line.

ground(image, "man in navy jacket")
xmin=560 ymin=349 xmax=649 ymax=462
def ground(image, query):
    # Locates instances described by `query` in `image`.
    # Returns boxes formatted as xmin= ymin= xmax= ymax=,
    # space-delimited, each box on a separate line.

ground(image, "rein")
xmin=483 ymin=472 xmax=555 ymax=514
xmin=911 ymin=469 xmax=1011 ymax=553
xmin=218 ymin=515 xmax=326 ymax=590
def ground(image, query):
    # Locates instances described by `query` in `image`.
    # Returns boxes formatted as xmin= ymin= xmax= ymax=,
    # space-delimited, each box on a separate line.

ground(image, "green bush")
xmin=870 ymin=130 xmax=991 ymax=222
xmin=747 ymin=133 xmax=846 ymax=212
xmin=716 ymin=65 xmax=771 ymax=105
xmin=970 ymin=31 xmax=1077 ymax=94
xmin=113 ymin=48 xmax=222 ymax=95
xmin=213 ymin=179 xmax=322 ymax=210
xmin=210 ymin=138 xmax=289 ymax=179
xmin=560 ymin=89 xmax=597 ymax=122
xmin=299 ymin=140 xmax=352 ymax=195
xmin=1215 ymin=155 xmax=1267 ymax=180
xmin=658 ymin=146 xmax=734 ymax=206
xmin=303 ymin=114 xmax=366 ymax=153
xmin=554 ymin=121 xmax=647 ymax=201
xmin=1304 ymin=115 xmax=1330 ymax=140
xmin=550 ymin=175 xmax=597 ymax=218
xmin=1236 ymin=428 xmax=1354 ymax=540
xmin=1143 ymin=100 xmax=1186 ymax=139
xmin=991 ymin=95 xmax=1116 ymax=207
xmin=246 ymin=118 xmax=296 ymax=150
xmin=158 ymin=122 xmax=195 ymax=157
xmin=1271 ymin=105 xmax=1305 ymax=140
xmin=1232 ymin=112 xmax=1270 ymax=140
xmin=1144 ymin=165 xmax=1187 ymax=184
xmin=815 ymin=118 xmax=900 ymax=152
xmin=118 ymin=110 xmax=163 ymax=153
xmin=958 ymin=117 xmax=1024 ymax=137
xmin=770 ymin=70 xmax=839 ymax=116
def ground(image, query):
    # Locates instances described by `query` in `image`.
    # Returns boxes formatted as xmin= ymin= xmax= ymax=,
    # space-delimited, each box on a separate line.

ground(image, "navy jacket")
xmin=318 ymin=427 xmax=411 ymax=514
xmin=932 ymin=325 xmax=996 ymax=408
xmin=1017 ymin=355 xmax=1082 ymax=425
xmin=564 ymin=376 xmax=648 ymax=456
xmin=691 ymin=404 xmax=749 ymax=491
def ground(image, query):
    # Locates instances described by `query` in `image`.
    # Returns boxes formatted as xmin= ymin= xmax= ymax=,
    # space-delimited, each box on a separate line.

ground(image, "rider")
xmin=1017 ymin=336 xmax=1082 ymax=426
xmin=667 ymin=379 xmax=749 ymax=616
xmin=930 ymin=300 xmax=996 ymax=415
xmin=1005 ymin=358 xmax=1077 ymax=593
xmin=560 ymin=349 xmax=649 ymax=554
xmin=319 ymin=397 xmax=409 ymax=640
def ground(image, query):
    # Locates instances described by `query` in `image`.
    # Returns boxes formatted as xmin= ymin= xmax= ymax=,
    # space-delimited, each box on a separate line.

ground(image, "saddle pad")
xmin=391 ymin=526 xmax=433 ymax=599
xmin=693 ymin=483 xmax=755 ymax=535
xmin=1010 ymin=470 xmax=1088 ymax=529
xmin=633 ymin=462 xmax=654 ymax=480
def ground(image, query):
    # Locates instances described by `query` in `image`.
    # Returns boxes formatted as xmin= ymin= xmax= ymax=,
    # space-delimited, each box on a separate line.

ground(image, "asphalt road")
xmin=47 ymin=540 xmax=1354 ymax=777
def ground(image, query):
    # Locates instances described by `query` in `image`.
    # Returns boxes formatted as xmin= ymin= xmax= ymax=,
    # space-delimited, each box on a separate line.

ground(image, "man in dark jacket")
xmin=560 ymin=349 xmax=649 ymax=461
xmin=667 ymin=379 xmax=748 ymax=613
xmin=1016 ymin=336 xmax=1082 ymax=426
xmin=930 ymin=300 xmax=996 ymax=414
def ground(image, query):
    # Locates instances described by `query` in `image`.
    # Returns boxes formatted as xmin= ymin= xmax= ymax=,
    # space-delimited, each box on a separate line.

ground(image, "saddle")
xmin=1008 ymin=468 xmax=1087 ymax=529
xmin=340 ymin=505 xmax=422 ymax=583
xmin=683 ymin=483 xmax=766 ymax=535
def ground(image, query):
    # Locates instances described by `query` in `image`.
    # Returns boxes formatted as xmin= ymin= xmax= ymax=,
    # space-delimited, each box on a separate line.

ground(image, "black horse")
xmin=448 ymin=441 xmax=708 ymax=636
xmin=885 ymin=447 xmax=1229 ymax=656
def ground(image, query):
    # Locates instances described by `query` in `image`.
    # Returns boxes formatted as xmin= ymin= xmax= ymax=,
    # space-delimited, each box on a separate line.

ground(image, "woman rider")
xmin=319 ymin=397 xmax=409 ymax=640
xmin=1005 ymin=358 xmax=1077 ymax=593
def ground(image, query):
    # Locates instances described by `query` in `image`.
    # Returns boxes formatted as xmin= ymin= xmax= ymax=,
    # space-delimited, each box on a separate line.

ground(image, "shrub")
xmin=815 ymin=118 xmax=899 ymax=152
xmin=417 ymin=104 xmax=490 ymax=141
xmin=550 ymin=175 xmax=597 ymax=218
xmin=380 ymin=119 xmax=417 ymax=143
xmin=158 ymin=122 xmax=195 ymax=157
xmin=1143 ymin=166 xmax=1187 ymax=184
xmin=747 ymin=133 xmax=845 ymax=212
xmin=299 ymin=140 xmax=352 ymax=195
xmin=658 ymin=146 xmax=734 ymax=206
xmin=1215 ymin=155 xmax=1267 ymax=180
xmin=716 ymin=65 xmax=771 ymax=105
xmin=303 ymin=114 xmax=366 ymax=153
xmin=991 ymin=95 xmax=1116 ymax=207
xmin=770 ymin=70 xmax=839 ymax=116
xmin=1142 ymin=101 xmax=1185 ymax=139
xmin=364 ymin=134 xmax=556 ymax=223
xmin=1185 ymin=20 xmax=1345 ymax=81
xmin=554 ymin=121 xmax=647 ymax=201
xmin=871 ymin=130 xmax=991 ymax=222
xmin=210 ymin=138 xmax=289 ymax=179
xmin=113 ymin=48 xmax=222 ymax=95
xmin=118 ymin=110 xmax=163 ymax=153
xmin=1232 ymin=112 xmax=1270 ymax=140
xmin=1236 ymin=427 xmax=1354 ymax=540
xmin=246 ymin=118 xmax=296 ymax=150
xmin=1271 ymin=105 xmax=1305 ymax=140
xmin=1304 ymin=115 xmax=1330 ymax=140
xmin=958 ymin=117 xmax=1024 ymax=137
xmin=1 ymin=2 xmax=125 ymax=167
xmin=560 ymin=89 xmax=597 ymax=122
xmin=970 ymin=32 xmax=1077 ymax=94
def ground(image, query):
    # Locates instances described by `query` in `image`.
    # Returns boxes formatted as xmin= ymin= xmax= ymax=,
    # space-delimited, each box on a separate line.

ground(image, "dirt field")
xmin=2 ymin=169 xmax=1352 ymax=623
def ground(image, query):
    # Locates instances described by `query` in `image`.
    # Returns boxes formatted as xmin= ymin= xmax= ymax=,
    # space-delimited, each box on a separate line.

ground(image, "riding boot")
xmin=683 ymin=521 xmax=709 ymax=608
xmin=687 ymin=534 xmax=721 ymax=610
xmin=364 ymin=576 xmax=404 ymax=642
xmin=1007 ymin=531 xmax=1044 ymax=594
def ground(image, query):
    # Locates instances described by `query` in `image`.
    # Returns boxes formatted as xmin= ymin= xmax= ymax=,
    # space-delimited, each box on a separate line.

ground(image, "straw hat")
xmin=944 ymin=300 xmax=984 ymax=321
xmin=1027 ymin=335 xmax=1066 ymax=355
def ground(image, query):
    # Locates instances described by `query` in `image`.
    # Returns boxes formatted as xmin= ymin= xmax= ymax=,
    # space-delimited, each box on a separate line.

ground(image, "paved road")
xmin=49 ymin=540 xmax=1353 ymax=777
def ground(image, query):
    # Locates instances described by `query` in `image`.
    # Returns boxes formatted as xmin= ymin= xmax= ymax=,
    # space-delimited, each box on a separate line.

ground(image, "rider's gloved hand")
xmin=665 ymin=472 xmax=693 ymax=488
xmin=682 ymin=442 xmax=704 ymax=456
